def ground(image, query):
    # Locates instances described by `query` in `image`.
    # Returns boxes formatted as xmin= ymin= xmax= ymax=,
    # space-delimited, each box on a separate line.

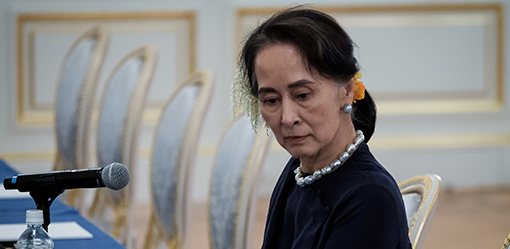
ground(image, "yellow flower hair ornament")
xmin=353 ymin=72 xmax=366 ymax=103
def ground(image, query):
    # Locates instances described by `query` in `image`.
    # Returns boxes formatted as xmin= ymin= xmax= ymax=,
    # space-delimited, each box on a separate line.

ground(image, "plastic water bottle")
xmin=15 ymin=209 xmax=54 ymax=249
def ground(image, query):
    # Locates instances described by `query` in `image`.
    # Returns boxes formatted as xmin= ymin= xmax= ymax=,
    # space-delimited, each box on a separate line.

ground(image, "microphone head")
xmin=101 ymin=162 xmax=130 ymax=190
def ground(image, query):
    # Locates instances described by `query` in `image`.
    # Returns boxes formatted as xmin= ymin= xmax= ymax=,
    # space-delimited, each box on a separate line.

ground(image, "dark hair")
xmin=240 ymin=6 xmax=376 ymax=142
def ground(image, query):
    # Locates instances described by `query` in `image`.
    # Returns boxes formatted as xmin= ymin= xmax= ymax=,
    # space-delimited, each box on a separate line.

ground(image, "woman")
xmin=232 ymin=7 xmax=412 ymax=249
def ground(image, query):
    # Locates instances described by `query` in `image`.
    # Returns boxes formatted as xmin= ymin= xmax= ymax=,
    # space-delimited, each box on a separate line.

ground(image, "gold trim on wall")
xmin=1 ymin=131 xmax=510 ymax=163
xmin=2 ymin=132 xmax=510 ymax=163
xmin=235 ymin=3 xmax=505 ymax=115
xmin=270 ymin=133 xmax=510 ymax=151
xmin=237 ymin=3 xmax=503 ymax=16
xmin=0 ymin=145 xmax=216 ymax=163
xmin=16 ymin=11 xmax=197 ymax=126
xmin=368 ymin=133 xmax=510 ymax=150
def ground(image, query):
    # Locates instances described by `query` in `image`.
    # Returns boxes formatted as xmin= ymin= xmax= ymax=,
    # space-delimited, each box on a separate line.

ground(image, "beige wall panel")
xmin=236 ymin=3 xmax=504 ymax=115
xmin=17 ymin=12 xmax=196 ymax=126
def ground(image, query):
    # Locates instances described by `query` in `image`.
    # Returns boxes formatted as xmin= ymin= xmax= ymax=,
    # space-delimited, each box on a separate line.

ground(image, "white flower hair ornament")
xmin=231 ymin=62 xmax=262 ymax=131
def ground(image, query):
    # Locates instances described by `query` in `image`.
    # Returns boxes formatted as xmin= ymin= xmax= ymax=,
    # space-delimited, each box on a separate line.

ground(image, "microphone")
xmin=3 ymin=162 xmax=130 ymax=192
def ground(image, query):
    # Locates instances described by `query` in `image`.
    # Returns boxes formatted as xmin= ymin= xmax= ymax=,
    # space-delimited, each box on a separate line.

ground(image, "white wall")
xmin=0 ymin=0 xmax=509 ymax=205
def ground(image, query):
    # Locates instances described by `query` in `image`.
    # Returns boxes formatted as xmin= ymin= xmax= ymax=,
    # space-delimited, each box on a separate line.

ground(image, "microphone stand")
xmin=28 ymin=175 xmax=64 ymax=232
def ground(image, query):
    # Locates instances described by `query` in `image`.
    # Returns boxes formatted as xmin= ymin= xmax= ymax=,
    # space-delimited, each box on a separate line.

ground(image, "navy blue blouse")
xmin=261 ymin=142 xmax=412 ymax=249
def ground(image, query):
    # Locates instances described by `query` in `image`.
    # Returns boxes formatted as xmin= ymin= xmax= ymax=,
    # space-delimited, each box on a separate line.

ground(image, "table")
xmin=0 ymin=159 xmax=125 ymax=248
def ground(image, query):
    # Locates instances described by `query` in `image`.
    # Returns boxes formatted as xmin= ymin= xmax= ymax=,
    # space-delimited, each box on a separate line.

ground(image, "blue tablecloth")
xmin=0 ymin=159 xmax=125 ymax=248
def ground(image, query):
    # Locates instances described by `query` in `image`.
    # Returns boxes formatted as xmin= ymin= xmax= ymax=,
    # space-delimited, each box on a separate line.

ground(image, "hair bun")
xmin=352 ymin=90 xmax=376 ymax=143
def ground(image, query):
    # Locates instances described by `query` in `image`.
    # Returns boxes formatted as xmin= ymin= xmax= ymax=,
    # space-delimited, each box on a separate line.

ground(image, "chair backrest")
xmin=54 ymin=25 xmax=109 ymax=171
xmin=97 ymin=45 xmax=158 ymax=173
xmin=146 ymin=71 xmax=214 ymax=248
xmin=501 ymin=233 xmax=510 ymax=249
xmin=208 ymin=114 xmax=272 ymax=249
xmin=90 ymin=45 xmax=158 ymax=245
xmin=399 ymin=174 xmax=441 ymax=249
xmin=97 ymin=45 xmax=158 ymax=200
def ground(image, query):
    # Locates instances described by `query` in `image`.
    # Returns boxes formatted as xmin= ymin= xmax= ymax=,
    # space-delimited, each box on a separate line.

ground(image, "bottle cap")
xmin=25 ymin=209 xmax=44 ymax=224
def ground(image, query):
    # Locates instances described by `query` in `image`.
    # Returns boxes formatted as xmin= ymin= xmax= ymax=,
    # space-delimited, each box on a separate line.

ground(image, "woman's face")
xmin=254 ymin=43 xmax=355 ymax=166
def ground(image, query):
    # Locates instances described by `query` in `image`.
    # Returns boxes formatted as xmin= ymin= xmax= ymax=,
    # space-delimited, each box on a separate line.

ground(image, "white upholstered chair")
xmin=207 ymin=114 xmax=272 ymax=249
xmin=88 ymin=45 xmax=159 ymax=245
xmin=501 ymin=233 xmax=510 ymax=249
xmin=53 ymin=25 xmax=109 ymax=208
xmin=143 ymin=71 xmax=214 ymax=249
xmin=399 ymin=174 xmax=441 ymax=249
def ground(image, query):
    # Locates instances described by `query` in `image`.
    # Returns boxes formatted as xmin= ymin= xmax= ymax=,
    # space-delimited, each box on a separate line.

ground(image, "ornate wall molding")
xmin=236 ymin=3 xmax=504 ymax=115
xmin=16 ymin=11 xmax=197 ymax=126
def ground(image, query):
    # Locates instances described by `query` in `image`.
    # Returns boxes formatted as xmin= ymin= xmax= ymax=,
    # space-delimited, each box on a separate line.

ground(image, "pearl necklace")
xmin=294 ymin=130 xmax=365 ymax=187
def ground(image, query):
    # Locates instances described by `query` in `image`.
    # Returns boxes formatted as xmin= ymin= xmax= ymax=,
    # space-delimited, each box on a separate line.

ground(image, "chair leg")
xmin=88 ymin=190 xmax=105 ymax=217
xmin=167 ymin=236 xmax=180 ymax=249
xmin=53 ymin=153 xmax=66 ymax=171
xmin=144 ymin=213 xmax=156 ymax=249
xmin=144 ymin=212 xmax=181 ymax=249
xmin=66 ymin=189 xmax=79 ymax=206
xmin=113 ymin=199 xmax=127 ymax=238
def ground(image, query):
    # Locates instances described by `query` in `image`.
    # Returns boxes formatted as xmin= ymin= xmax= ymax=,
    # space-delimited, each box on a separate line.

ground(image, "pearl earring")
xmin=343 ymin=104 xmax=352 ymax=114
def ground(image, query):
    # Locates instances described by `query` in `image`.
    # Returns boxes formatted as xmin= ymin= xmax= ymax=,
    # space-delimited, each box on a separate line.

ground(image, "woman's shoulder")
xmin=328 ymin=167 xmax=401 ymax=203
xmin=319 ymin=143 xmax=402 ymax=205
xmin=344 ymin=142 xmax=397 ymax=186
xmin=323 ymin=168 xmax=404 ymax=221
xmin=341 ymin=162 xmax=401 ymax=201
xmin=345 ymin=162 xmax=398 ymax=191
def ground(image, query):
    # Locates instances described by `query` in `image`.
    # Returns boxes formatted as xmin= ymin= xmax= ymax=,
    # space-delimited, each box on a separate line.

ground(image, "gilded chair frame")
xmin=399 ymin=174 xmax=441 ymax=249
xmin=207 ymin=115 xmax=272 ymax=249
xmin=53 ymin=25 xmax=109 ymax=172
xmin=144 ymin=71 xmax=214 ymax=249
xmin=53 ymin=25 xmax=109 ymax=208
xmin=88 ymin=45 xmax=159 ymax=242
xmin=501 ymin=233 xmax=510 ymax=249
